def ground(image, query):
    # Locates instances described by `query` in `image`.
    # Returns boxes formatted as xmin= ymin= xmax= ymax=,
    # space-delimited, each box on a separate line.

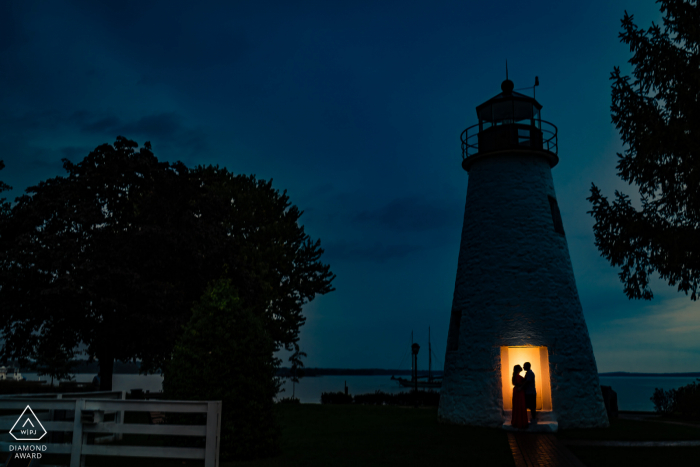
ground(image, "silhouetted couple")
xmin=511 ymin=362 xmax=536 ymax=429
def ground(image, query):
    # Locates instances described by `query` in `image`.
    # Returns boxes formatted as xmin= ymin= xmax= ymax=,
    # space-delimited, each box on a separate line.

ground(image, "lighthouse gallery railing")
xmin=461 ymin=120 xmax=558 ymax=159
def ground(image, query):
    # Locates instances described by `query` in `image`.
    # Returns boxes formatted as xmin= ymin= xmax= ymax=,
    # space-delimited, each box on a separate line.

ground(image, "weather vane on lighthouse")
xmin=438 ymin=72 xmax=609 ymax=431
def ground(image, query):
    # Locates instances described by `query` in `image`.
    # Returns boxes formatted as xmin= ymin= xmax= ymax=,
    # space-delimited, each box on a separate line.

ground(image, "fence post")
xmin=69 ymin=398 xmax=84 ymax=467
xmin=116 ymin=390 xmax=126 ymax=441
xmin=48 ymin=393 xmax=62 ymax=444
xmin=204 ymin=401 xmax=221 ymax=467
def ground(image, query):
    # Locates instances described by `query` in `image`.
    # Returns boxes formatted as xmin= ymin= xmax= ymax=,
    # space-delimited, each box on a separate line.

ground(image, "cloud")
xmin=0 ymin=2 xmax=29 ymax=53
xmin=81 ymin=116 xmax=121 ymax=134
xmin=601 ymin=299 xmax=700 ymax=348
xmin=323 ymin=241 xmax=424 ymax=263
xmin=116 ymin=113 xmax=182 ymax=140
xmin=72 ymin=111 xmax=208 ymax=158
xmin=354 ymin=196 xmax=461 ymax=232
xmin=60 ymin=146 xmax=91 ymax=162
xmin=591 ymin=296 xmax=700 ymax=372
xmin=3 ymin=110 xmax=62 ymax=134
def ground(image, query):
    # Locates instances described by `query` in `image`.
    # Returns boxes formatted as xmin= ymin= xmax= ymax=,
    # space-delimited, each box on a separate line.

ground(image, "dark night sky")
xmin=1 ymin=0 xmax=697 ymax=373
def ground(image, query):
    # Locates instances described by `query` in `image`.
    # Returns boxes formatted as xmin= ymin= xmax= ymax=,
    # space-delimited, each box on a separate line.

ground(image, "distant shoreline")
xmin=17 ymin=363 xmax=700 ymax=378
xmin=275 ymin=368 xmax=700 ymax=378
xmin=275 ymin=368 xmax=444 ymax=377
xmin=598 ymin=371 xmax=700 ymax=377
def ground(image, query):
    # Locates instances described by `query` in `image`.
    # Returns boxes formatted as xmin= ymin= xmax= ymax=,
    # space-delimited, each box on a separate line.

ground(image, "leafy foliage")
xmin=320 ymin=391 xmax=354 ymax=404
xmin=162 ymin=278 xmax=281 ymax=460
xmin=651 ymin=379 xmax=700 ymax=419
xmin=0 ymin=137 xmax=208 ymax=389
xmin=0 ymin=138 xmax=335 ymax=389
xmin=651 ymin=387 xmax=676 ymax=415
xmin=674 ymin=379 xmax=700 ymax=419
xmin=588 ymin=0 xmax=700 ymax=300
xmin=320 ymin=389 xmax=441 ymax=406
xmin=0 ymin=160 xmax=11 ymax=276
xmin=276 ymin=396 xmax=301 ymax=404
xmin=0 ymin=160 xmax=10 ymax=216
xmin=188 ymin=165 xmax=335 ymax=351
xmin=288 ymin=343 xmax=306 ymax=399
xmin=29 ymin=337 xmax=77 ymax=386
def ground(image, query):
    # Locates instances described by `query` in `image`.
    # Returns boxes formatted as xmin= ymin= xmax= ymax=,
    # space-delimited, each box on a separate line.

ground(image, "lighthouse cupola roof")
xmin=475 ymin=79 xmax=543 ymax=126
xmin=461 ymin=77 xmax=558 ymax=172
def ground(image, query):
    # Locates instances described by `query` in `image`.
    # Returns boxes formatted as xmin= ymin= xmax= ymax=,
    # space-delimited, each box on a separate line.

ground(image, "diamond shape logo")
xmin=10 ymin=405 xmax=47 ymax=441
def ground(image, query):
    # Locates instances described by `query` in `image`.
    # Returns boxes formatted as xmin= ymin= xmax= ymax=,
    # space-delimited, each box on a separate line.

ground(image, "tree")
xmin=0 ymin=138 xmax=218 ymax=389
xmin=0 ymin=138 xmax=335 ymax=389
xmin=30 ymin=334 xmax=78 ymax=386
xmin=0 ymin=160 xmax=11 ymax=245
xmin=288 ymin=343 xmax=307 ymax=399
xmin=162 ymin=277 xmax=281 ymax=460
xmin=588 ymin=0 xmax=700 ymax=300
xmin=0 ymin=160 xmax=10 ymax=212
xmin=187 ymin=165 xmax=336 ymax=352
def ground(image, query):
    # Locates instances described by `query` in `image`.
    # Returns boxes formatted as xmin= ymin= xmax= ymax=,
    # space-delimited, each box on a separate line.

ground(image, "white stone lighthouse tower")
xmin=438 ymin=77 xmax=608 ymax=430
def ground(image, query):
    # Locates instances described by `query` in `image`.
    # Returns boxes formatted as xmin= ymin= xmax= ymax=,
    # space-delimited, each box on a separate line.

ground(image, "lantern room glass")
xmin=479 ymin=101 xmax=540 ymax=131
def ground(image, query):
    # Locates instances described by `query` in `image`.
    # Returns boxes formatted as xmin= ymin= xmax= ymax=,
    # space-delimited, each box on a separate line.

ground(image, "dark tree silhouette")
xmin=288 ymin=343 xmax=307 ymax=399
xmin=187 ymin=165 xmax=336 ymax=352
xmin=163 ymin=278 xmax=281 ymax=460
xmin=0 ymin=160 xmax=11 ymax=225
xmin=0 ymin=138 xmax=334 ymax=389
xmin=588 ymin=0 xmax=700 ymax=300
xmin=0 ymin=138 xmax=202 ymax=389
xmin=30 ymin=334 xmax=78 ymax=386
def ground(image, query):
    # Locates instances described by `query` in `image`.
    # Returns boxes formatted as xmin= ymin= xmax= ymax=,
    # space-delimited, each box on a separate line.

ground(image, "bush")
xmin=277 ymin=396 xmax=301 ymax=404
xmin=321 ymin=391 xmax=353 ymax=404
xmin=321 ymin=389 xmax=440 ymax=406
xmin=163 ymin=278 xmax=280 ymax=460
xmin=651 ymin=387 xmax=675 ymax=415
xmin=651 ymin=379 xmax=700 ymax=420
xmin=674 ymin=379 xmax=700 ymax=420
xmin=353 ymin=390 xmax=388 ymax=405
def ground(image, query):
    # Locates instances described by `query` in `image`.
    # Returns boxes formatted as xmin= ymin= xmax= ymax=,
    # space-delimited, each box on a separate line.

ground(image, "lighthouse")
xmin=438 ymin=76 xmax=609 ymax=431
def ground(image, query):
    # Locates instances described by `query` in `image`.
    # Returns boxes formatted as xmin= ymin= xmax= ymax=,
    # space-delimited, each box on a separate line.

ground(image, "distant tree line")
xmin=275 ymin=367 xmax=445 ymax=377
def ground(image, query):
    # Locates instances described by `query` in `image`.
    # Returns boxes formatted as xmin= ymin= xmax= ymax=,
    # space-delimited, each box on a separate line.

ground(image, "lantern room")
xmin=461 ymin=78 xmax=558 ymax=171
xmin=477 ymin=79 xmax=541 ymax=130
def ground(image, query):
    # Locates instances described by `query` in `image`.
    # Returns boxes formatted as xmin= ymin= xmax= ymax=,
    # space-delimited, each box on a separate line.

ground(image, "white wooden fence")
xmin=0 ymin=391 xmax=221 ymax=467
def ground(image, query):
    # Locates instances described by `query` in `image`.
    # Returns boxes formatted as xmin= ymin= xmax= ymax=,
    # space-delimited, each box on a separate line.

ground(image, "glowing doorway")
xmin=501 ymin=346 xmax=552 ymax=411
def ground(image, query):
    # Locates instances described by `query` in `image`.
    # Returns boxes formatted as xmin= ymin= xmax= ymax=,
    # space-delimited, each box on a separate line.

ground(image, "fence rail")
xmin=0 ymin=391 xmax=221 ymax=467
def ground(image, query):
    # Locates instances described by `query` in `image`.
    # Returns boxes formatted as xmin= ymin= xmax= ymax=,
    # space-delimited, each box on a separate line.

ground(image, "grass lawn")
xmin=14 ymin=407 xmax=700 ymax=466
xmin=567 ymin=446 xmax=700 ymax=467
xmin=558 ymin=417 xmax=700 ymax=467
xmin=556 ymin=417 xmax=700 ymax=441
xmin=29 ymin=404 xmax=514 ymax=467
xmin=232 ymin=404 xmax=515 ymax=467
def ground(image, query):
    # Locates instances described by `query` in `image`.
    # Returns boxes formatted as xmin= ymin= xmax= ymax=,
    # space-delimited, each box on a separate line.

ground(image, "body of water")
xmin=598 ymin=376 xmax=699 ymax=411
xmin=19 ymin=373 xmax=699 ymax=412
xmin=21 ymin=373 xmax=164 ymax=393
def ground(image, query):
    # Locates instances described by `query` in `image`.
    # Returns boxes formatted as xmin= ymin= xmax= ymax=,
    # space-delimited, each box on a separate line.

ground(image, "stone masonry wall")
xmin=438 ymin=151 xmax=609 ymax=429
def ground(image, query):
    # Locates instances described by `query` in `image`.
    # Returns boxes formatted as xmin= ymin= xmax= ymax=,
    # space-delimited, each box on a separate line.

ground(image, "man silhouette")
xmin=523 ymin=362 xmax=537 ymax=423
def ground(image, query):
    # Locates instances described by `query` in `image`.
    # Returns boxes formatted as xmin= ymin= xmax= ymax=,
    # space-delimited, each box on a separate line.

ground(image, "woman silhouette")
xmin=511 ymin=365 xmax=528 ymax=429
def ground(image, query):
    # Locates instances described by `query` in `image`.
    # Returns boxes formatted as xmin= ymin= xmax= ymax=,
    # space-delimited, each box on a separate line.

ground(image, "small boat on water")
xmin=391 ymin=327 xmax=442 ymax=389
xmin=392 ymin=376 xmax=442 ymax=389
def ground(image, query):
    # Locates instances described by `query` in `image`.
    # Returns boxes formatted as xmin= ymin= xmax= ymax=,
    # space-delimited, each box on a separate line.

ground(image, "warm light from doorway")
xmin=500 ymin=346 xmax=552 ymax=411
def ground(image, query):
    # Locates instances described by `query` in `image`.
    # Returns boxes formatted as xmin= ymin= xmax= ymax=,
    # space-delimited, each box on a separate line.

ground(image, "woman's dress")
xmin=511 ymin=374 xmax=528 ymax=429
